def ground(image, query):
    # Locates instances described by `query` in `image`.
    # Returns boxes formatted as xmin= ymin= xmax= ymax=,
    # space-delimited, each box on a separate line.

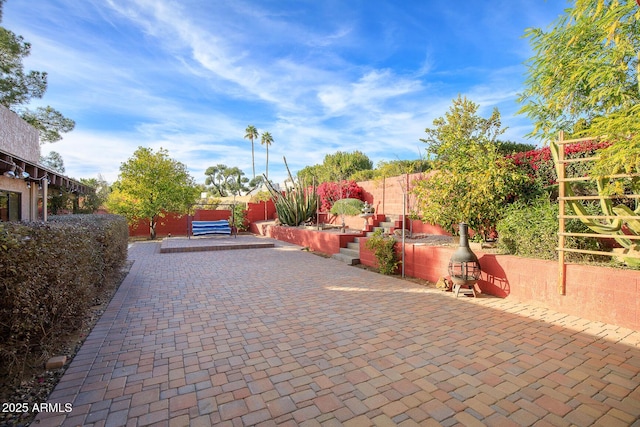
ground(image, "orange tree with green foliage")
xmin=412 ymin=95 xmax=527 ymax=238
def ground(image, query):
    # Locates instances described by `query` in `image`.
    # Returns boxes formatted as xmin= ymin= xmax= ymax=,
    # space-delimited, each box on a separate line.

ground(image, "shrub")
xmin=496 ymin=197 xmax=559 ymax=259
xmin=330 ymin=198 xmax=364 ymax=232
xmin=507 ymin=140 xmax=611 ymax=201
xmin=0 ymin=215 xmax=128 ymax=383
xmin=365 ymin=229 xmax=400 ymax=275
xmin=497 ymin=197 xmax=607 ymax=261
xmin=317 ymin=180 xmax=363 ymax=212
xmin=230 ymin=203 xmax=248 ymax=231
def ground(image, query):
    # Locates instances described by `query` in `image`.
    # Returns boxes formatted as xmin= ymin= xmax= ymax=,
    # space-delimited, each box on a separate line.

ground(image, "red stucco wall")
xmin=355 ymin=237 xmax=639 ymax=331
xmin=356 ymin=172 xmax=449 ymax=235
xmin=129 ymin=209 xmax=231 ymax=237
xmin=266 ymin=226 xmax=363 ymax=254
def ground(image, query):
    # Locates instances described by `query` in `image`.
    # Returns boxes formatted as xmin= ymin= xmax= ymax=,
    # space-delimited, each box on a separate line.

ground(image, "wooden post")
xmin=557 ymin=131 xmax=566 ymax=295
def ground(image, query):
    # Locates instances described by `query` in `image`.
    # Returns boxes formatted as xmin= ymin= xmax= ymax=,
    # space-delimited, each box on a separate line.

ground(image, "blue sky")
xmin=3 ymin=0 xmax=569 ymax=186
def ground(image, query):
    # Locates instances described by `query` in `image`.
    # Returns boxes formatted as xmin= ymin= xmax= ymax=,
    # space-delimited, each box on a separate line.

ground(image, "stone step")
xmin=369 ymin=226 xmax=389 ymax=236
xmin=339 ymin=247 xmax=359 ymax=258
xmin=347 ymin=241 xmax=359 ymax=250
xmin=331 ymin=251 xmax=360 ymax=265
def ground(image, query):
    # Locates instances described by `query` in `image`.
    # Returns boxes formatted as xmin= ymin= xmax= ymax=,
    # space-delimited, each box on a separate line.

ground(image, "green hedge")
xmin=0 ymin=214 xmax=128 ymax=380
xmin=496 ymin=197 xmax=606 ymax=261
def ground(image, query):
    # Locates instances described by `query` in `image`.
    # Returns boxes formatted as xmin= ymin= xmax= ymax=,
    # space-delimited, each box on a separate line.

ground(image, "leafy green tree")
xmin=323 ymin=150 xmax=373 ymax=181
xmin=518 ymin=0 xmax=640 ymax=176
xmin=204 ymin=164 xmax=229 ymax=196
xmin=244 ymin=125 xmax=259 ymax=179
xmin=223 ymin=166 xmax=249 ymax=201
xmin=0 ymin=5 xmax=75 ymax=143
xmin=22 ymin=106 xmax=75 ymax=143
xmin=106 ymin=147 xmax=199 ymax=239
xmin=40 ymin=150 xmax=65 ymax=173
xmin=260 ymin=131 xmax=274 ymax=180
xmin=350 ymin=159 xmax=432 ymax=181
xmin=298 ymin=150 xmax=373 ymax=183
xmin=497 ymin=140 xmax=536 ymax=156
xmin=79 ymin=175 xmax=110 ymax=213
xmin=204 ymin=164 xmax=263 ymax=199
xmin=297 ymin=164 xmax=323 ymax=185
xmin=412 ymin=95 xmax=526 ymax=238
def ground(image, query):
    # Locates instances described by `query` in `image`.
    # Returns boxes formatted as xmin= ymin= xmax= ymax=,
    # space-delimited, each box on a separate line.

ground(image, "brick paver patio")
xmin=35 ymin=237 xmax=640 ymax=426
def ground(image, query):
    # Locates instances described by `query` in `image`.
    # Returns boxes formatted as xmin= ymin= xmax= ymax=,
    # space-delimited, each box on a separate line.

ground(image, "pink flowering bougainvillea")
xmin=507 ymin=140 xmax=611 ymax=187
xmin=316 ymin=180 xmax=364 ymax=212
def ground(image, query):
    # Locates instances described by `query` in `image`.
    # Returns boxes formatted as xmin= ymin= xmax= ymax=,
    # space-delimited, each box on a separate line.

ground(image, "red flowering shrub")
xmin=507 ymin=140 xmax=611 ymax=188
xmin=316 ymin=180 xmax=364 ymax=212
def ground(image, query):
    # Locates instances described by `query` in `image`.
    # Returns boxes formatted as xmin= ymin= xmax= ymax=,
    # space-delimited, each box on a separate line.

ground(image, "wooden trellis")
xmin=556 ymin=131 xmax=640 ymax=295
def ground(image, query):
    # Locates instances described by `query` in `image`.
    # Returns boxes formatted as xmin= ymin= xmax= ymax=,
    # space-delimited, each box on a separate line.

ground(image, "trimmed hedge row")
xmin=0 ymin=214 xmax=128 ymax=379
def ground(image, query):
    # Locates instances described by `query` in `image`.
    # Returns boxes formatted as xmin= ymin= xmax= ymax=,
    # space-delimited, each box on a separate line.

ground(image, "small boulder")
xmin=45 ymin=355 xmax=67 ymax=370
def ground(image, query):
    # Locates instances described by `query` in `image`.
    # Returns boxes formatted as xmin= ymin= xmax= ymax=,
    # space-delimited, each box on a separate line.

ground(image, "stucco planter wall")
xmin=356 ymin=240 xmax=639 ymax=331
xmin=266 ymin=225 xmax=362 ymax=254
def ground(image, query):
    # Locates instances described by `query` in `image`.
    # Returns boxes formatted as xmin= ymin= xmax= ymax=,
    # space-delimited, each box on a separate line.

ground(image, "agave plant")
xmin=551 ymin=139 xmax=640 ymax=266
xmin=265 ymin=157 xmax=318 ymax=226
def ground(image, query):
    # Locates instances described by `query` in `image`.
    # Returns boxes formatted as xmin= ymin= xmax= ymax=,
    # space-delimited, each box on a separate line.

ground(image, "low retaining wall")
xmin=361 ymin=240 xmax=639 ymax=331
xmin=265 ymin=225 xmax=364 ymax=254
xmin=263 ymin=225 xmax=638 ymax=331
xmin=130 ymin=201 xmax=274 ymax=238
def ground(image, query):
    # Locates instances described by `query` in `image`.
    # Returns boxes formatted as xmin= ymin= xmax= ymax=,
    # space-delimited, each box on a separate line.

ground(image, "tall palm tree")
xmin=244 ymin=125 xmax=259 ymax=179
xmin=260 ymin=131 xmax=274 ymax=180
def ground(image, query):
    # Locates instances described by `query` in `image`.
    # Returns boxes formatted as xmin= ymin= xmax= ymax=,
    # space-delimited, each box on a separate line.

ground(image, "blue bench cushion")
xmin=192 ymin=220 xmax=231 ymax=236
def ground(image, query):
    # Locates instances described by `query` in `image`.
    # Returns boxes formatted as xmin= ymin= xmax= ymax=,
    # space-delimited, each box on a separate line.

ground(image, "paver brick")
xmin=31 ymin=238 xmax=640 ymax=427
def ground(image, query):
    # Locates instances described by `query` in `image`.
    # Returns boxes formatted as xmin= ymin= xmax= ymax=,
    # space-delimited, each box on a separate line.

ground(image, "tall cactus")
xmin=265 ymin=157 xmax=318 ymax=226
xmin=550 ymin=139 xmax=640 ymax=266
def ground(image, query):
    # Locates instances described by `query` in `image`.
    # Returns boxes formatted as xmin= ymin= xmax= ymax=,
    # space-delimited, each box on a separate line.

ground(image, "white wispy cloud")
xmin=3 ymin=0 xmax=566 ymax=186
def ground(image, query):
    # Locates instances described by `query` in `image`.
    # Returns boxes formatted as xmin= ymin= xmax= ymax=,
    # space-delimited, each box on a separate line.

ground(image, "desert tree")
xmin=518 ymin=0 xmax=640 ymax=177
xmin=106 ymin=147 xmax=199 ymax=239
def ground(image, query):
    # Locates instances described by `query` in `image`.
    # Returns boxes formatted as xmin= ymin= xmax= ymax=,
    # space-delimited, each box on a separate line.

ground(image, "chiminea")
xmin=448 ymin=223 xmax=481 ymax=297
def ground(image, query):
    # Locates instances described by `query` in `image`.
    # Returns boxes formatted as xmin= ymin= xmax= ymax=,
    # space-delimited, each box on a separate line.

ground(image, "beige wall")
xmin=0 ymin=176 xmax=38 ymax=221
xmin=0 ymin=105 xmax=40 ymax=163
xmin=0 ymin=105 xmax=41 ymax=221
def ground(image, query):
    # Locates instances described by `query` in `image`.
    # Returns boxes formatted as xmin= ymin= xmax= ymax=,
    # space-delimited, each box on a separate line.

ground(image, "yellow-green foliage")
xmin=329 ymin=198 xmax=363 ymax=216
xmin=413 ymin=96 xmax=527 ymax=237
xmin=365 ymin=229 xmax=400 ymax=275
xmin=0 ymin=215 xmax=128 ymax=382
xmin=519 ymin=0 xmax=640 ymax=176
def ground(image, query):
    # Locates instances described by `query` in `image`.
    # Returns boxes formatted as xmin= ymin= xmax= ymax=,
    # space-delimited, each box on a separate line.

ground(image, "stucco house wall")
xmin=0 ymin=105 xmax=41 ymax=221
xmin=0 ymin=105 xmax=40 ymax=163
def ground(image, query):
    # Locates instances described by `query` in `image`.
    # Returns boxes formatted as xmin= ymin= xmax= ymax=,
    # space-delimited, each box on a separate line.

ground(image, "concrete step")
xmin=332 ymin=251 xmax=360 ymax=265
xmin=369 ymin=226 xmax=389 ymax=236
xmin=346 ymin=241 xmax=359 ymax=250
xmin=339 ymin=247 xmax=359 ymax=258
xmin=379 ymin=221 xmax=395 ymax=229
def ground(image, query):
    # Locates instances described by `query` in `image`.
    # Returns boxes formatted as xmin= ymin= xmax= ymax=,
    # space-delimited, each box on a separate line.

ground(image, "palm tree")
xmin=260 ymin=131 xmax=274 ymax=180
xmin=244 ymin=125 xmax=259 ymax=179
